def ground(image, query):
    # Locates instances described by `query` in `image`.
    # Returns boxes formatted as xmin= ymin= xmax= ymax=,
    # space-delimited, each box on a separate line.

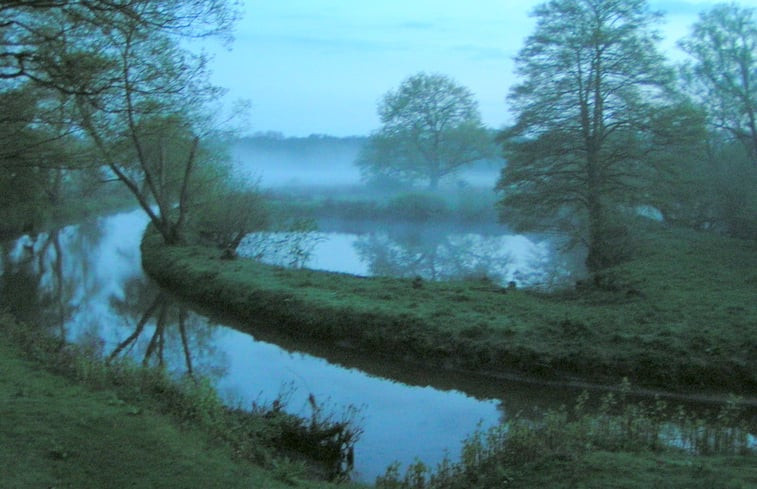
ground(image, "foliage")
xmin=703 ymin=142 xmax=757 ymax=239
xmin=677 ymin=3 xmax=757 ymax=240
xmin=267 ymin=185 xmax=499 ymax=225
xmin=374 ymin=383 xmax=754 ymax=489
xmin=680 ymin=3 xmax=757 ymax=166
xmin=358 ymin=73 xmax=497 ymax=189
xmin=385 ymin=192 xmax=449 ymax=221
xmin=0 ymin=312 xmax=363 ymax=484
xmin=656 ymin=135 xmax=757 ymax=239
xmin=497 ymin=0 xmax=696 ymax=272
xmin=0 ymin=0 xmax=242 ymax=245
xmin=0 ymin=82 xmax=102 ymax=235
xmin=192 ymin=184 xmax=270 ymax=257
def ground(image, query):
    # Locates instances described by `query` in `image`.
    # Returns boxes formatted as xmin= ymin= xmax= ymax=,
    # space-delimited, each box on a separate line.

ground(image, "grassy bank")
xmin=2 ymin=313 xmax=753 ymax=489
xmin=379 ymin=448 xmax=757 ymax=489
xmin=0 ymin=313 xmax=364 ymax=488
xmin=142 ymin=220 xmax=757 ymax=394
xmin=377 ymin=386 xmax=755 ymax=489
xmin=266 ymin=185 xmax=500 ymax=225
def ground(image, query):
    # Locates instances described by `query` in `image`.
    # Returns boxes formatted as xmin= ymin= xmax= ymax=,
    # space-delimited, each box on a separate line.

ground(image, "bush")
xmin=386 ymin=192 xmax=449 ymax=221
xmin=191 ymin=187 xmax=269 ymax=256
xmin=375 ymin=382 xmax=753 ymax=489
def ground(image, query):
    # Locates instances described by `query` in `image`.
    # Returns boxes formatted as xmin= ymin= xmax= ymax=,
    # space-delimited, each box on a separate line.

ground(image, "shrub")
xmin=375 ymin=381 xmax=753 ymax=489
xmin=386 ymin=192 xmax=449 ymax=221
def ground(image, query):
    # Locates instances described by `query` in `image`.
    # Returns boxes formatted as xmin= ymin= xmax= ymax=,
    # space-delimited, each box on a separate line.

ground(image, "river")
xmin=0 ymin=209 xmax=753 ymax=481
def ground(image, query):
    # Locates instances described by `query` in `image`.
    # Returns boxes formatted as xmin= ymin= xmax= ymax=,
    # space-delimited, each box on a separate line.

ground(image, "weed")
xmin=375 ymin=382 xmax=754 ymax=489
xmin=0 ymin=312 xmax=363 ymax=482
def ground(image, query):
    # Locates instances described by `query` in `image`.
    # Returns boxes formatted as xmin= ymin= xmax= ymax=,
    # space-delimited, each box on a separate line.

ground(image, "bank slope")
xmin=0 ymin=334 xmax=363 ymax=489
xmin=141 ymin=223 xmax=757 ymax=393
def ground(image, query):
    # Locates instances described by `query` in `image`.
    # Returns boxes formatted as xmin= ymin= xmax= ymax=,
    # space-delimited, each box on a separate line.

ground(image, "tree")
xmin=357 ymin=73 xmax=496 ymax=190
xmin=0 ymin=82 xmax=90 ymax=234
xmin=66 ymin=1 xmax=238 ymax=244
xmin=676 ymin=4 xmax=757 ymax=239
xmin=192 ymin=185 xmax=269 ymax=258
xmin=1 ymin=1 xmax=241 ymax=244
xmin=680 ymin=3 xmax=757 ymax=166
xmin=496 ymin=0 xmax=683 ymax=272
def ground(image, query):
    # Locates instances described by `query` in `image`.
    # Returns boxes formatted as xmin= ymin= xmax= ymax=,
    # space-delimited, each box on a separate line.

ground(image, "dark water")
xmin=0 ymin=210 xmax=753 ymax=481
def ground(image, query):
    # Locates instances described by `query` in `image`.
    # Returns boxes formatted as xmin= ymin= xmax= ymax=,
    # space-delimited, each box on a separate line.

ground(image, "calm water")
xmin=0 ymin=210 xmax=752 ymax=481
xmin=239 ymin=218 xmax=579 ymax=289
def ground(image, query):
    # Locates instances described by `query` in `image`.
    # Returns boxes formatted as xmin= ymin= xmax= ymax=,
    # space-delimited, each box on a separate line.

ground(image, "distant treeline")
xmin=231 ymin=132 xmax=503 ymax=189
xmin=235 ymin=132 xmax=367 ymax=156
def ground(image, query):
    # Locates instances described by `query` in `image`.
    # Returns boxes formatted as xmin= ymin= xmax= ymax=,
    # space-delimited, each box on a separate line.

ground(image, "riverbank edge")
xmin=0 ymin=312 xmax=364 ymax=487
xmin=140 ymin=228 xmax=756 ymax=396
xmin=0 ymin=186 xmax=136 ymax=241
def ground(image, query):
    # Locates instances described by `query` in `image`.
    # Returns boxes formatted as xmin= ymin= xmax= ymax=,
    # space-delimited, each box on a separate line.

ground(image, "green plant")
xmin=376 ymin=382 xmax=754 ymax=489
xmin=386 ymin=192 xmax=449 ymax=221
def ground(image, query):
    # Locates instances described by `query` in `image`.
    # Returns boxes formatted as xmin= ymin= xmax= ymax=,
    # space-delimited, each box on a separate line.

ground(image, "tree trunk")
xmin=586 ymin=198 xmax=606 ymax=273
xmin=585 ymin=152 xmax=608 ymax=274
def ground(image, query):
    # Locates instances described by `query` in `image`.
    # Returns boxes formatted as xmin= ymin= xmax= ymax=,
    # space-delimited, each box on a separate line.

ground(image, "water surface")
xmin=1 ymin=210 xmax=752 ymax=480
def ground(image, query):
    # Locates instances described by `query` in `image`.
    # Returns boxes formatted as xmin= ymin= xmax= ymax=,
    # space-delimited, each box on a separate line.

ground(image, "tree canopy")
xmin=680 ymin=3 xmax=757 ymax=166
xmin=358 ymin=72 xmax=496 ymax=190
xmin=0 ymin=0 xmax=243 ymax=243
xmin=677 ymin=3 xmax=757 ymax=238
xmin=496 ymin=0 xmax=693 ymax=272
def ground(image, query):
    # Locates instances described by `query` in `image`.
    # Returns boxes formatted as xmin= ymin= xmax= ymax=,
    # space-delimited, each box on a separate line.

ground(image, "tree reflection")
xmin=107 ymin=277 xmax=228 ymax=380
xmin=354 ymin=226 xmax=514 ymax=283
xmin=0 ymin=228 xmax=87 ymax=337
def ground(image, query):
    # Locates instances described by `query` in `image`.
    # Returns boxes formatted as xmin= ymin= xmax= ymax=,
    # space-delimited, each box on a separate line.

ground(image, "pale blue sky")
xmin=206 ymin=0 xmax=754 ymax=137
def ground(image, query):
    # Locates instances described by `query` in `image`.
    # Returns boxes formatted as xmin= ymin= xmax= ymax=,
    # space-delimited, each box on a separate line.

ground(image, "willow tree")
xmin=497 ymin=0 xmax=679 ymax=272
xmin=1 ymin=1 xmax=241 ymax=244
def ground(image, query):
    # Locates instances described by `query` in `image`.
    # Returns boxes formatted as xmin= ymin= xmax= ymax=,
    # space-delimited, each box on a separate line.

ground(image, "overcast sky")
xmin=205 ymin=0 xmax=756 ymax=137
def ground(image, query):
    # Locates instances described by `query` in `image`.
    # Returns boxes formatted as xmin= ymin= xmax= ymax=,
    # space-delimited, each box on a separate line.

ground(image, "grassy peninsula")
xmin=141 ymin=221 xmax=757 ymax=394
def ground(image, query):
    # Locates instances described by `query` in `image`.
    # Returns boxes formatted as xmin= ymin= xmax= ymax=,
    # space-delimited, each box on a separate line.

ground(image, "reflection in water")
xmin=354 ymin=226 xmax=548 ymax=285
xmin=0 ymin=211 xmax=505 ymax=480
xmin=1 ymin=210 xmax=752 ymax=481
xmin=245 ymin=221 xmax=570 ymax=288
xmin=106 ymin=277 xmax=228 ymax=379
xmin=0 ymin=224 xmax=105 ymax=336
xmin=212 ymin=327 xmax=502 ymax=480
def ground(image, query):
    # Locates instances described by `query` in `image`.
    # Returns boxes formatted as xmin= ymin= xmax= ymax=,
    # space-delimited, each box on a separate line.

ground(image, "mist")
xmin=231 ymin=133 xmax=364 ymax=187
xmin=231 ymin=132 xmax=504 ymax=190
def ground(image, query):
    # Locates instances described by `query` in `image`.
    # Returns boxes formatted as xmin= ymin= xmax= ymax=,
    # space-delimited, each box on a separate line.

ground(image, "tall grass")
xmin=376 ymin=379 xmax=753 ymax=489
xmin=0 ymin=312 xmax=362 ymax=481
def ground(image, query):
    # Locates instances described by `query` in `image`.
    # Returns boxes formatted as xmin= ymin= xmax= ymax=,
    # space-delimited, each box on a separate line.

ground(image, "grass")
xmin=477 ymin=451 xmax=756 ymax=489
xmin=0 ymin=313 xmax=365 ymax=488
xmin=379 ymin=448 xmax=757 ymax=489
xmin=375 ymin=384 xmax=756 ymax=489
xmin=2 ymin=313 xmax=753 ymax=489
xmin=266 ymin=185 xmax=500 ymax=225
xmin=142 ymin=219 xmax=757 ymax=393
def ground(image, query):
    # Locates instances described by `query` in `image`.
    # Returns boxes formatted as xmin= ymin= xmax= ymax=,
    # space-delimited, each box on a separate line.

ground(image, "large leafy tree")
xmin=676 ymin=4 xmax=757 ymax=239
xmin=680 ymin=3 xmax=757 ymax=166
xmin=1 ymin=1 xmax=241 ymax=244
xmin=497 ymin=0 xmax=683 ymax=272
xmin=358 ymin=72 xmax=496 ymax=190
xmin=0 ymin=82 xmax=91 ymax=234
